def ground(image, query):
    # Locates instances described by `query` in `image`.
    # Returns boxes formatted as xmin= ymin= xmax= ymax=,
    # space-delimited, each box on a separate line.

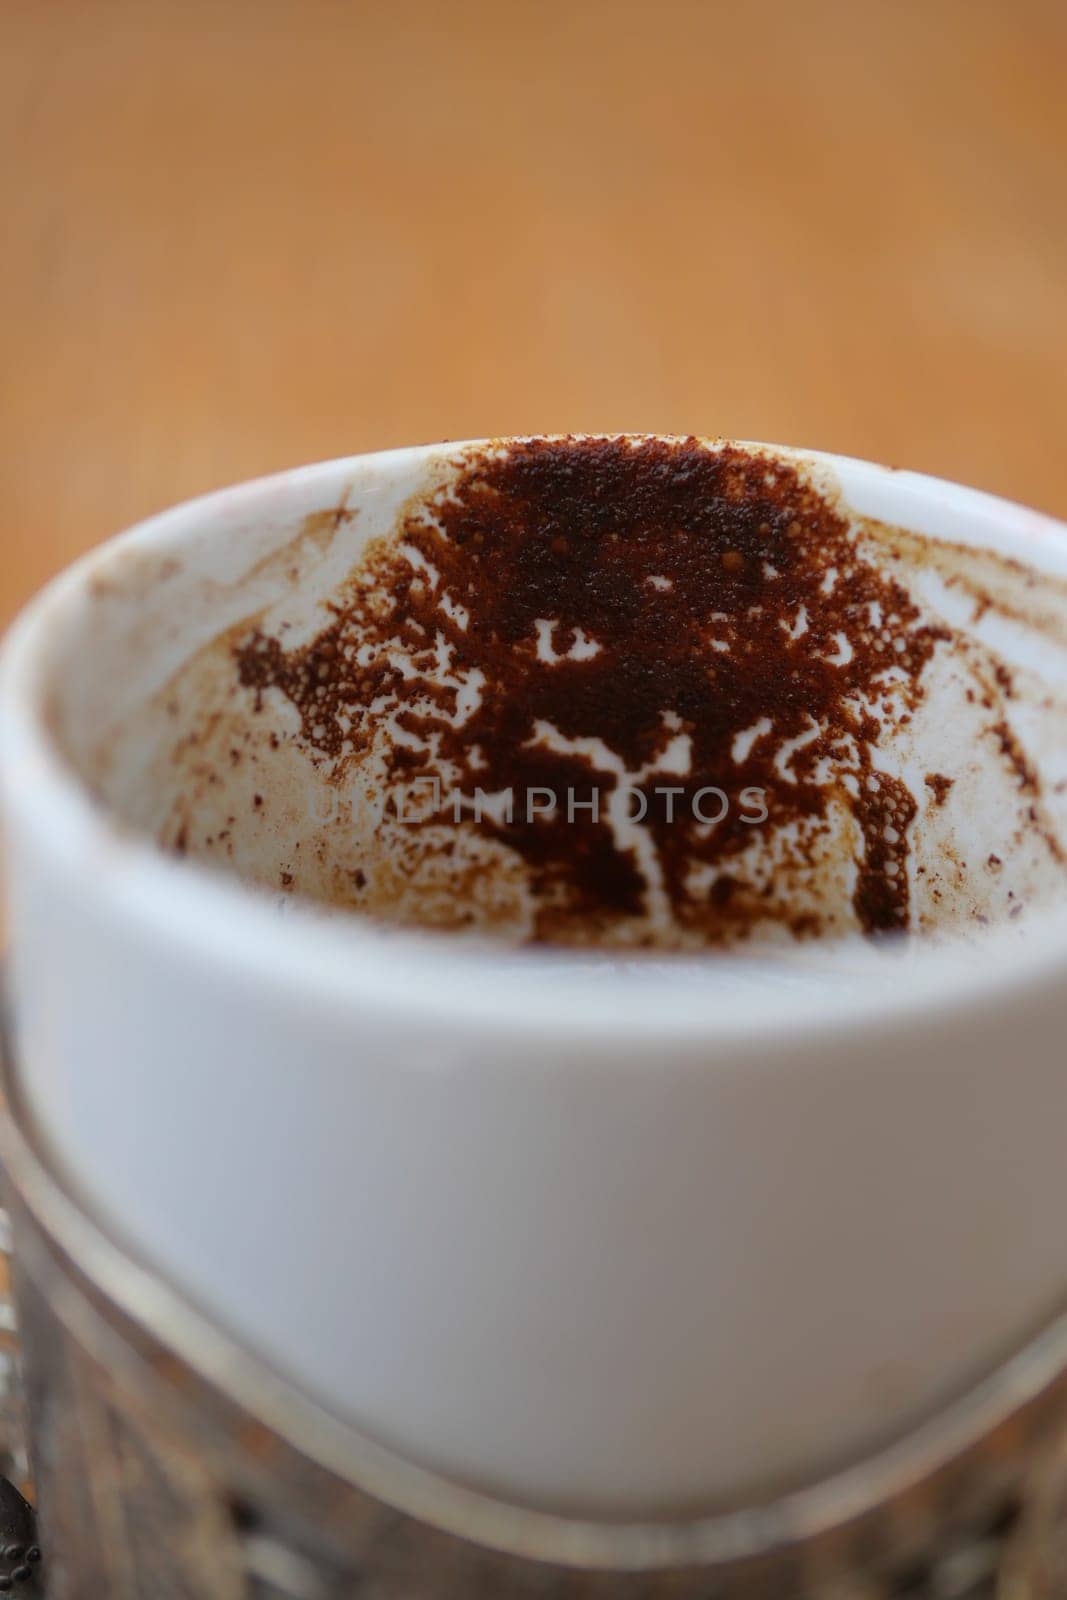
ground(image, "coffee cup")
xmin=3 ymin=435 xmax=1067 ymax=1520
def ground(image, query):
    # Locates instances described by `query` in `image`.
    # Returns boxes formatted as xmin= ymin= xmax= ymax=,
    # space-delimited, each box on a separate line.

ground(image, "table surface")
xmin=2 ymin=0 xmax=1066 ymax=630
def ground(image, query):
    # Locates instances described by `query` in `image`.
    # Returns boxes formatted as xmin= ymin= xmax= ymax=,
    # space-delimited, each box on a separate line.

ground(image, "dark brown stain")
xmin=925 ymin=773 xmax=955 ymax=806
xmin=233 ymin=437 xmax=958 ymax=944
xmin=874 ymin=522 xmax=1067 ymax=652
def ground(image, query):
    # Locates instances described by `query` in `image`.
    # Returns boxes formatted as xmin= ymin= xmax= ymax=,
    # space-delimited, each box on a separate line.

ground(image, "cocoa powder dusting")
xmin=235 ymin=437 xmax=951 ymax=946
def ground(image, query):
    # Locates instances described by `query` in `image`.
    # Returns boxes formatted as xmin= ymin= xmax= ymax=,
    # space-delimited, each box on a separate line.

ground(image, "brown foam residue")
xmin=233 ymin=437 xmax=957 ymax=945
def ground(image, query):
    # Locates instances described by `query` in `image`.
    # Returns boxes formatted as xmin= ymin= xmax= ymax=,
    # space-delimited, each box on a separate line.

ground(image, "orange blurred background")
xmin=3 ymin=0 xmax=1066 ymax=628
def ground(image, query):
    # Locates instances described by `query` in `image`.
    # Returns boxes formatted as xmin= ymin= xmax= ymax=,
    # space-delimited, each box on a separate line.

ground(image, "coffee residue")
xmin=235 ymin=437 xmax=955 ymax=945
xmin=925 ymin=773 xmax=954 ymax=806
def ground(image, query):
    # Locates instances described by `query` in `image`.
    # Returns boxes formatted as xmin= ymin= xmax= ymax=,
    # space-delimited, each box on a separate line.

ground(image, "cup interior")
xmin=36 ymin=435 xmax=1067 ymax=954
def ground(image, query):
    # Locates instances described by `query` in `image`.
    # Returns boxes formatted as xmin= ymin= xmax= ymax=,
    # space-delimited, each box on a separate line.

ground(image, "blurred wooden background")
xmin=2 ymin=0 xmax=1065 ymax=629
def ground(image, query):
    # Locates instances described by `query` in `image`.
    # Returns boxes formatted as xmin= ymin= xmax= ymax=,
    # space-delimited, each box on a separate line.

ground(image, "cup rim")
xmin=5 ymin=434 xmax=1067 ymax=1045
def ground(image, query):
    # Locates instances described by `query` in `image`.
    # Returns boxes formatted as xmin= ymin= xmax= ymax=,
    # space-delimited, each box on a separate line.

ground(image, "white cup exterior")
xmin=3 ymin=440 xmax=1067 ymax=1520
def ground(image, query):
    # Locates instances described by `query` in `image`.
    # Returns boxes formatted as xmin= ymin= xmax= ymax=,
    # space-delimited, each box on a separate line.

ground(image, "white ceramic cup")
xmin=3 ymin=437 xmax=1067 ymax=1522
